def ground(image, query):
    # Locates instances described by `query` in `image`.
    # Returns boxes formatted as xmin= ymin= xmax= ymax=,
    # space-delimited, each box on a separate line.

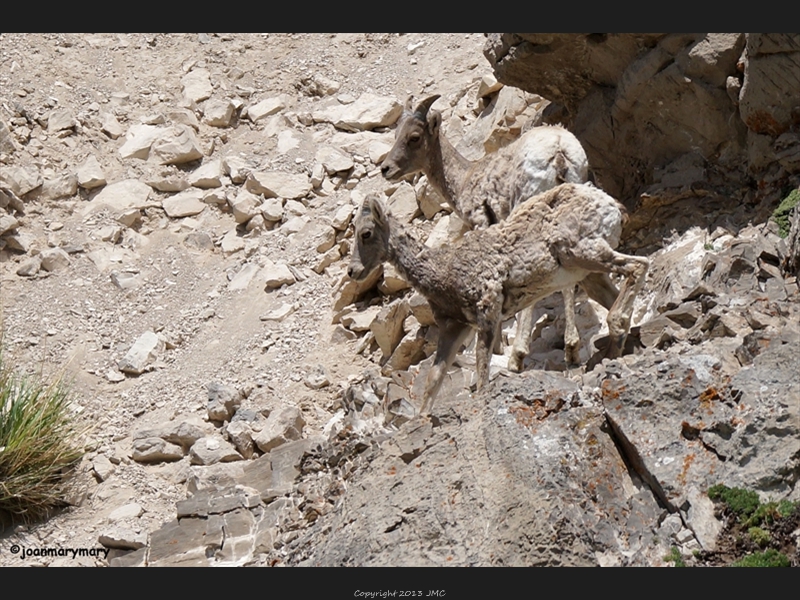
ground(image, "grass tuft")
xmin=731 ymin=549 xmax=790 ymax=567
xmin=0 ymin=347 xmax=83 ymax=526
xmin=771 ymin=188 xmax=800 ymax=238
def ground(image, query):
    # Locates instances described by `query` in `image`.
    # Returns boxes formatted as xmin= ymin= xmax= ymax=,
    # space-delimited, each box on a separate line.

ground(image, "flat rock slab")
xmin=313 ymin=93 xmax=402 ymax=132
xmin=86 ymin=179 xmax=152 ymax=217
xmin=162 ymin=189 xmax=206 ymax=218
xmin=245 ymin=171 xmax=310 ymax=199
xmin=132 ymin=437 xmax=184 ymax=463
xmin=247 ymin=96 xmax=286 ymax=122
xmin=189 ymin=435 xmax=243 ymax=466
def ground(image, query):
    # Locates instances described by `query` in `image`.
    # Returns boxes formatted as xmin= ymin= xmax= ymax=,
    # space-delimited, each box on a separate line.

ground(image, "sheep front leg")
xmin=474 ymin=317 xmax=501 ymax=392
xmin=562 ymin=285 xmax=580 ymax=366
xmin=420 ymin=318 xmax=473 ymax=416
xmin=508 ymin=306 xmax=534 ymax=373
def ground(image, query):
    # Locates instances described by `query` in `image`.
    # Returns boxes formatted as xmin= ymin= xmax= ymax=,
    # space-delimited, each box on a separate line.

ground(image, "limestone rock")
xmin=162 ymin=189 xmax=206 ymax=218
xmin=341 ymin=306 xmax=382 ymax=332
xmin=16 ymin=256 xmax=41 ymax=277
xmin=181 ymin=68 xmax=213 ymax=103
xmin=253 ymin=406 xmax=305 ymax=453
xmin=220 ymin=228 xmax=245 ymax=254
xmin=478 ymin=73 xmax=503 ymax=97
xmin=47 ymin=108 xmax=77 ymax=133
xmin=101 ymin=113 xmax=124 ymax=139
xmin=132 ymin=437 xmax=183 ymax=463
xmin=245 ymin=171 xmax=311 ymax=199
xmin=77 ymin=156 xmax=107 ymax=190
xmin=331 ymin=203 xmax=354 ymax=230
xmin=118 ymin=331 xmax=164 ymax=375
xmin=229 ymin=189 xmax=261 ymax=224
xmin=259 ymin=197 xmax=284 ymax=222
xmin=203 ymin=98 xmax=235 ymax=127
xmin=189 ymin=159 xmax=222 ymax=188
xmin=108 ymin=503 xmax=144 ymax=521
xmin=98 ymin=528 xmax=147 ymax=551
xmin=148 ymin=176 xmax=190 ymax=196
xmin=92 ymin=455 xmax=115 ymax=482
xmin=1 ymin=165 xmax=42 ymax=196
xmin=262 ymin=261 xmax=296 ymax=289
xmin=151 ymin=126 xmax=203 ymax=165
xmin=223 ymin=155 xmax=255 ymax=184
xmin=118 ymin=124 xmax=164 ymax=160
xmin=316 ymin=146 xmax=354 ymax=175
xmin=86 ymin=179 xmax=152 ymax=218
xmin=41 ymin=173 xmax=78 ymax=200
xmin=189 ymin=435 xmax=243 ymax=466
xmin=0 ymin=214 xmax=19 ymax=236
xmin=0 ymin=118 xmax=18 ymax=153
xmin=39 ymin=247 xmax=70 ymax=272
xmin=226 ymin=421 xmax=255 ymax=459
xmin=206 ymin=382 xmax=243 ymax=423
xmin=378 ymin=263 xmax=411 ymax=295
xmin=247 ymin=96 xmax=286 ymax=122
xmin=371 ymin=300 xmax=411 ymax=358
xmin=313 ymin=93 xmax=402 ymax=132
xmin=387 ymin=182 xmax=420 ymax=223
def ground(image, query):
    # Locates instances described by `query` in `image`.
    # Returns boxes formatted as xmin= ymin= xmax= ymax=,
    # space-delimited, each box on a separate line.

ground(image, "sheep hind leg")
xmin=562 ymin=285 xmax=580 ymax=366
xmin=561 ymin=242 xmax=649 ymax=361
xmin=604 ymin=253 xmax=649 ymax=359
xmin=579 ymin=272 xmax=618 ymax=310
xmin=420 ymin=318 xmax=473 ymax=416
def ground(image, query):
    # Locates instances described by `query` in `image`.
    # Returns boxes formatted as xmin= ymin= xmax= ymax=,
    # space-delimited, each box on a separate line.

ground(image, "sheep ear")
xmin=368 ymin=195 xmax=387 ymax=226
xmin=426 ymin=109 xmax=441 ymax=136
xmin=403 ymin=95 xmax=414 ymax=114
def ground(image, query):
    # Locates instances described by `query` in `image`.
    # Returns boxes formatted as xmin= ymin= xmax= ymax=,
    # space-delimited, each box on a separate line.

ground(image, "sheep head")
xmin=347 ymin=194 xmax=391 ymax=281
xmin=380 ymin=95 xmax=441 ymax=181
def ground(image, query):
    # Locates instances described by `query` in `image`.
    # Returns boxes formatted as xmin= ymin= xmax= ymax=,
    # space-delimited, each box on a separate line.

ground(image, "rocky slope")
xmin=0 ymin=33 xmax=798 ymax=567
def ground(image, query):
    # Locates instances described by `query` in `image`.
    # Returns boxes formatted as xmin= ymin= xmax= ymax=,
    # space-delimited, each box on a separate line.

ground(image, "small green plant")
xmin=771 ymin=188 xmax=800 ymax=238
xmin=0 ymin=348 xmax=83 ymax=526
xmin=707 ymin=484 xmax=761 ymax=521
xmin=747 ymin=526 xmax=771 ymax=548
xmin=731 ymin=549 xmax=790 ymax=567
xmin=704 ymin=242 xmax=715 ymax=251
xmin=664 ymin=546 xmax=686 ymax=567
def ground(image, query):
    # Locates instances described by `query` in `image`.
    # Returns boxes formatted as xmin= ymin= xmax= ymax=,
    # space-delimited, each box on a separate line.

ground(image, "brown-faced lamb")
xmin=348 ymin=184 xmax=649 ymax=416
xmin=381 ymin=95 xmax=620 ymax=369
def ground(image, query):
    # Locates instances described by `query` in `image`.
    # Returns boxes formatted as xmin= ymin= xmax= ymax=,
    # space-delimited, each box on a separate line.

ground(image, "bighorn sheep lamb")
xmin=381 ymin=95 xmax=619 ymax=369
xmin=348 ymin=184 xmax=649 ymax=416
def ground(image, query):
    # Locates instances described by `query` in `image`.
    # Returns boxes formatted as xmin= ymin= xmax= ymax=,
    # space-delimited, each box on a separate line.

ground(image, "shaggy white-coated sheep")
xmin=381 ymin=95 xmax=618 ymax=369
xmin=348 ymin=184 xmax=649 ymax=416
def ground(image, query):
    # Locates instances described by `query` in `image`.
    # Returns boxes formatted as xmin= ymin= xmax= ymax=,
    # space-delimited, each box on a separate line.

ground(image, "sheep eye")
xmin=409 ymin=134 xmax=421 ymax=144
xmin=361 ymin=230 xmax=372 ymax=241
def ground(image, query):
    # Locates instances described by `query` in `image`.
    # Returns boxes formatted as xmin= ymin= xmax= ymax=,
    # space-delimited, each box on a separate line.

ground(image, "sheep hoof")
xmin=507 ymin=352 xmax=525 ymax=373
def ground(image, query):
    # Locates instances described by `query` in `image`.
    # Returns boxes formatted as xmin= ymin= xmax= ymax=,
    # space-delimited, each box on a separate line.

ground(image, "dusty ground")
xmin=0 ymin=33 xmax=490 ymax=565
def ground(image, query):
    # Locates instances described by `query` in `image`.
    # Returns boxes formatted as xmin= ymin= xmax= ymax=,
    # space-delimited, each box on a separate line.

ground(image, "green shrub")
xmin=664 ymin=546 xmax=686 ymax=567
xmin=747 ymin=526 xmax=771 ymax=548
xmin=772 ymin=188 xmax=800 ymax=238
xmin=707 ymin=484 xmax=760 ymax=520
xmin=0 ymin=349 xmax=83 ymax=526
xmin=732 ymin=549 xmax=790 ymax=567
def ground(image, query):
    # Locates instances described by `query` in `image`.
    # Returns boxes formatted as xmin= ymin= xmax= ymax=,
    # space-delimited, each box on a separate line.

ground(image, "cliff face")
xmin=484 ymin=34 xmax=800 ymax=249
